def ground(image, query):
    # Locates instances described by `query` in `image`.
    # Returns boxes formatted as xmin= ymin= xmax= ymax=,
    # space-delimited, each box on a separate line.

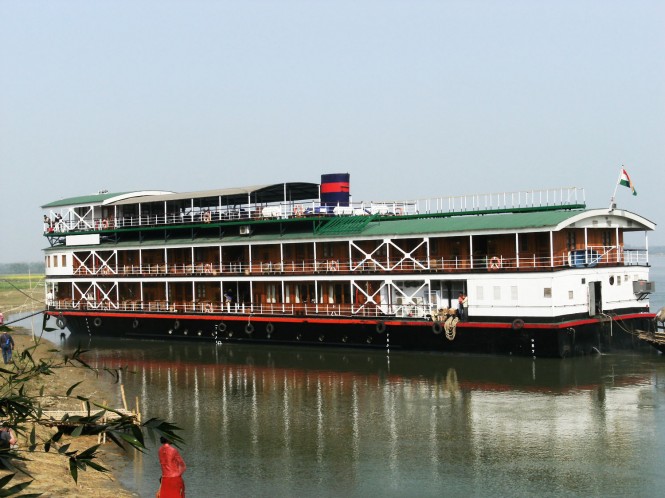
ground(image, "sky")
xmin=1 ymin=0 xmax=663 ymax=263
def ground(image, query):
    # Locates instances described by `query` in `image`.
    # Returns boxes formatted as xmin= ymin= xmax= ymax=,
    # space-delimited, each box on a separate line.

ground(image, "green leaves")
xmin=0 ymin=326 xmax=183 ymax=495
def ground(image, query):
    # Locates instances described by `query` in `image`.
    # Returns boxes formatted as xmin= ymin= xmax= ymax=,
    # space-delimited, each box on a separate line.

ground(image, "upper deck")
xmin=42 ymin=182 xmax=588 ymax=238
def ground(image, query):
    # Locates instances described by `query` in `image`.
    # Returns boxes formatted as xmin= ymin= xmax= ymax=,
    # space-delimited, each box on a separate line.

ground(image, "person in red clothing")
xmin=157 ymin=436 xmax=186 ymax=497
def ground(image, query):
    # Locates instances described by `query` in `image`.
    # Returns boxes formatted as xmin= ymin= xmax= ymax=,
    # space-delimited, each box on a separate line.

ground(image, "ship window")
xmin=493 ymin=286 xmax=501 ymax=300
xmin=569 ymin=290 xmax=574 ymax=299
xmin=45 ymin=256 xmax=50 ymax=268
xmin=602 ymin=230 xmax=612 ymax=247
xmin=511 ymin=286 xmax=518 ymax=300
xmin=285 ymin=284 xmax=291 ymax=303
xmin=476 ymin=286 xmax=484 ymax=300
xmin=321 ymin=243 xmax=333 ymax=258
xmin=267 ymin=284 xmax=277 ymax=303
xmin=519 ymin=236 xmax=528 ymax=252
xmin=567 ymin=231 xmax=576 ymax=251
xmin=609 ymin=276 xmax=615 ymax=285
xmin=61 ymin=255 xmax=66 ymax=267
xmin=617 ymin=276 xmax=621 ymax=285
xmin=53 ymin=255 xmax=58 ymax=268
xmin=544 ymin=288 xmax=552 ymax=298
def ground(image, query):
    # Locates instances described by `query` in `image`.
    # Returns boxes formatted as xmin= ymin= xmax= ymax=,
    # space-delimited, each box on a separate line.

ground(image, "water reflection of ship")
xmin=79 ymin=339 xmax=653 ymax=394
xmin=80 ymin=339 xmax=662 ymax=498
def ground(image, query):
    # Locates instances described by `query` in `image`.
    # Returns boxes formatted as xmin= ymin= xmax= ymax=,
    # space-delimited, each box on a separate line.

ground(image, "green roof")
xmin=42 ymin=192 xmax=132 ymax=209
xmin=359 ymin=210 xmax=583 ymax=237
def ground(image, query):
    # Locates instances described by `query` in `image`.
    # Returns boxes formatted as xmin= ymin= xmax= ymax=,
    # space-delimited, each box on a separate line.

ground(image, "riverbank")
xmin=1 ymin=329 xmax=140 ymax=497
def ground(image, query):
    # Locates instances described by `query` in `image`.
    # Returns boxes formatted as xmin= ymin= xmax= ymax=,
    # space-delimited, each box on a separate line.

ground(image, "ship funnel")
xmin=321 ymin=173 xmax=350 ymax=207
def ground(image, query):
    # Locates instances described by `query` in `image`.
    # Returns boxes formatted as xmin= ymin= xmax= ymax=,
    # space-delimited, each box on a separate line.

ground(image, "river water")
xmin=19 ymin=254 xmax=665 ymax=496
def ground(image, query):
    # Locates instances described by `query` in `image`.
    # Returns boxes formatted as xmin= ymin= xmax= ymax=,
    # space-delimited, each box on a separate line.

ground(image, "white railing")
xmin=49 ymin=299 xmax=439 ymax=320
xmin=416 ymin=186 xmax=584 ymax=214
xmin=44 ymin=187 xmax=585 ymax=235
xmin=68 ymin=247 xmax=645 ymax=278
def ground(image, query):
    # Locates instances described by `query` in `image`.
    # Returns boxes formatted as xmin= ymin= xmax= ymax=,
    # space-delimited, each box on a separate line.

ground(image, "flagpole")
xmin=608 ymin=166 xmax=622 ymax=212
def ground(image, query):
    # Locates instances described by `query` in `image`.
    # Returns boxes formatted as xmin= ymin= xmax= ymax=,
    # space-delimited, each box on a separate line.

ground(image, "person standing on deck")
xmin=458 ymin=292 xmax=468 ymax=322
xmin=157 ymin=436 xmax=186 ymax=497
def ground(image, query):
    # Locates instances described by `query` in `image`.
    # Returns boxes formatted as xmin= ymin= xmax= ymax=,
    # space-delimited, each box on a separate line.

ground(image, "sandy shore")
xmin=1 ymin=330 xmax=141 ymax=497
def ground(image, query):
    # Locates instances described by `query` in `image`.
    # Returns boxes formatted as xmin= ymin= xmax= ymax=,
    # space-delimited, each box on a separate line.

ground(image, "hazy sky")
xmin=1 ymin=0 xmax=663 ymax=263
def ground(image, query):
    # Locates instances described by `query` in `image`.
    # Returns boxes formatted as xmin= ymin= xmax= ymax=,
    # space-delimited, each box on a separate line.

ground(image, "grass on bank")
xmin=0 ymin=274 xmax=46 ymax=315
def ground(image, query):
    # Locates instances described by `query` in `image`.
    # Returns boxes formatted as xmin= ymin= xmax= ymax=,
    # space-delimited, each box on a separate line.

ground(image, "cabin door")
xmin=588 ymin=281 xmax=602 ymax=316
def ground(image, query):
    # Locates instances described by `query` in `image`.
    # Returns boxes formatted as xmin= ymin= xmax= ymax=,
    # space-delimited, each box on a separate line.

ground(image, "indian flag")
xmin=619 ymin=168 xmax=637 ymax=196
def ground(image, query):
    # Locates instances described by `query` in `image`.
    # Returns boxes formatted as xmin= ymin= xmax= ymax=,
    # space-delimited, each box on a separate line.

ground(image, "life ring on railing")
xmin=432 ymin=321 xmax=443 ymax=335
xmin=204 ymin=303 xmax=213 ymax=313
xmin=204 ymin=263 xmax=213 ymax=274
xmin=202 ymin=211 xmax=212 ymax=223
xmin=56 ymin=316 xmax=66 ymax=330
xmin=93 ymin=317 xmax=102 ymax=328
xmin=376 ymin=321 xmax=386 ymax=334
xmin=245 ymin=322 xmax=254 ymax=335
xmin=512 ymin=318 xmax=525 ymax=330
xmin=489 ymin=256 xmax=501 ymax=270
xmin=293 ymin=205 xmax=304 ymax=217
xmin=266 ymin=323 xmax=274 ymax=334
xmin=101 ymin=218 xmax=109 ymax=229
xmin=132 ymin=319 xmax=140 ymax=329
xmin=174 ymin=319 xmax=180 ymax=330
xmin=329 ymin=260 xmax=338 ymax=272
xmin=218 ymin=322 xmax=227 ymax=333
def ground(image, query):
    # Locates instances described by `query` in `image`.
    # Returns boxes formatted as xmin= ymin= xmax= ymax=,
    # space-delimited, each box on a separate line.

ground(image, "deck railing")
xmin=68 ymin=247 xmax=647 ymax=278
xmin=49 ymin=299 xmax=440 ymax=320
xmin=44 ymin=187 xmax=585 ymax=234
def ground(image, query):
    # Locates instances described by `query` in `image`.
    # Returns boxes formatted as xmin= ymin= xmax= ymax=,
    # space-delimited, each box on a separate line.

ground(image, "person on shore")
xmin=157 ymin=436 xmax=186 ymax=498
xmin=0 ymin=423 xmax=18 ymax=450
xmin=1 ymin=330 xmax=15 ymax=364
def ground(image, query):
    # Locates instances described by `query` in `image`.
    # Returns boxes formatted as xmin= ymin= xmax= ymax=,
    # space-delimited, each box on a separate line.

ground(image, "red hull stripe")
xmin=46 ymin=311 xmax=654 ymax=329
xmin=320 ymin=182 xmax=350 ymax=193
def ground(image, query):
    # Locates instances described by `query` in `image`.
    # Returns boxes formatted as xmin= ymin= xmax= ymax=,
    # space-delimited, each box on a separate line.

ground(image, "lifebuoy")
xmin=329 ymin=260 xmax=338 ymax=271
xmin=432 ymin=321 xmax=443 ymax=334
xmin=174 ymin=319 xmax=180 ymax=330
xmin=376 ymin=321 xmax=386 ymax=333
xmin=202 ymin=211 xmax=212 ymax=223
xmin=204 ymin=263 xmax=213 ymax=274
xmin=56 ymin=316 xmax=66 ymax=330
xmin=101 ymin=218 xmax=109 ymax=229
xmin=266 ymin=323 xmax=274 ymax=334
xmin=245 ymin=323 xmax=254 ymax=335
xmin=132 ymin=319 xmax=140 ymax=329
xmin=293 ymin=205 xmax=304 ymax=217
xmin=93 ymin=317 xmax=102 ymax=327
xmin=218 ymin=322 xmax=227 ymax=333
xmin=489 ymin=256 xmax=501 ymax=270
xmin=512 ymin=318 xmax=525 ymax=330
xmin=204 ymin=303 xmax=213 ymax=313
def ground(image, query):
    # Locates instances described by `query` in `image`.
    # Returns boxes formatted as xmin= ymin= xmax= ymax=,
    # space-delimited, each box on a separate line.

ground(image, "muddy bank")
xmin=1 ymin=329 xmax=142 ymax=497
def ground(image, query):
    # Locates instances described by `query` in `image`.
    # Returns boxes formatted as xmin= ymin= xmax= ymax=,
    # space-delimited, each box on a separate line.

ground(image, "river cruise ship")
xmin=42 ymin=174 xmax=656 ymax=357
